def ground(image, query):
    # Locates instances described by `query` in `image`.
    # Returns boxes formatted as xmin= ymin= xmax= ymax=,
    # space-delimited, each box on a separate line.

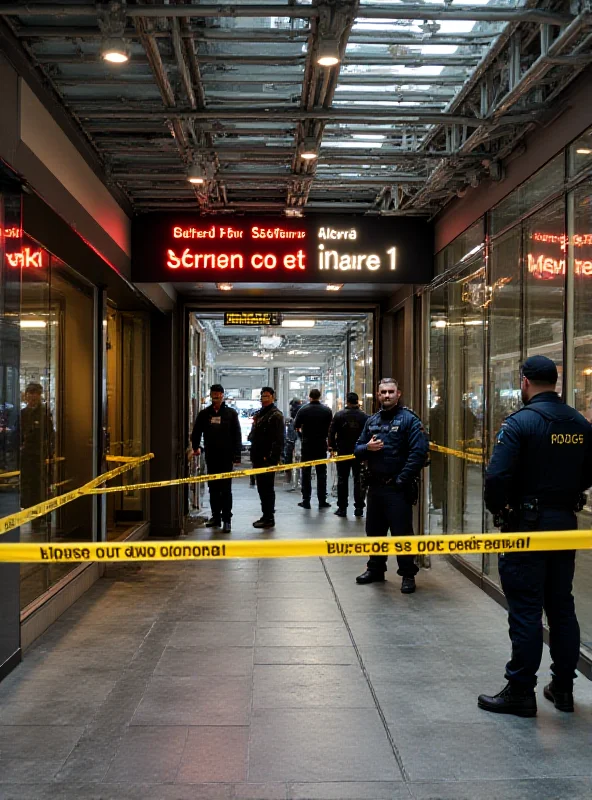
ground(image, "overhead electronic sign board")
xmin=224 ymin=312 xmax=282 ymax=326
xmin=131 ymin=215 xmax=434 ymax=284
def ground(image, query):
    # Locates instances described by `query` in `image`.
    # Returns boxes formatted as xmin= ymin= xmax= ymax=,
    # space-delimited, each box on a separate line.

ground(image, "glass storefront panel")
xmin=435 ymin=220 xmax=484 ymax=275
xmin=19 ymin=244 xmax=95 ymax=609
xmin=568 ymin=126 xmax=592 ymax=178
xmin=349 ymin=316 xmax=374 ymax=413
xmin=427 ymin=285 xmax=446 ymax=536
xmin=524 ymin=200 xmax=565 ymax=391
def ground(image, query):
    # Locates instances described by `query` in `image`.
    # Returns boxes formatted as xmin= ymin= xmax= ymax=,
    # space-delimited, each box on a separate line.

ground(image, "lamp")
xmin=101 ymin=36 xmax=130 ymax=64
xmin=300 ymin=137 xmax=318 ymax=161
xmin=317 ymin=38 xmax=340 ymax=67
xmin=187 ymin=163 xmax=206 ymax=185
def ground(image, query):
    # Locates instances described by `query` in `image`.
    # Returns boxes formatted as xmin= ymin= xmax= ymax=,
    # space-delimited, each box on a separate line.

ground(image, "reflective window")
xmin=490 ymin=156 xmax=564 ymax=236
xmin=569 ymin=127 xmax=592 ymax=178
xmin=435 ymin=220 xmax=484 ymax=275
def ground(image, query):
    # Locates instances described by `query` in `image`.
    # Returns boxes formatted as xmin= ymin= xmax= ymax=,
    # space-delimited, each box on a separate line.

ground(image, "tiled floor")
xmin=0 ymin=479 xmax=591 ymax=799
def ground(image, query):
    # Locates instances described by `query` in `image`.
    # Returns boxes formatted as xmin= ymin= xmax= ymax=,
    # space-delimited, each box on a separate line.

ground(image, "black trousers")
xmin=207 ymin=461 xmax=233 ymax=523
xmin=499 ymin=510 xmax=580 ymax=689
xmin=365 ymin=484 xmax=418 ymax=578
xmin=255 ymin=471 xmax=276 ymax=519
xmin=336 ymin=459 xmax=365 ymax=511
xmin=301 ymin=464 xmax=327 ymax=503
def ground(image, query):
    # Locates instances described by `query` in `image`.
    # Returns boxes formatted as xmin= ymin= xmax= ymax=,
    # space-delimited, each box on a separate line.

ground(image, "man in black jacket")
xmin=191 ymin=384 xmax=242 ymax=533
xmin=478 ymin=356 xmax=592 ymax=718
xmin=249 ymin=387 xmax=284 ymax=529
xmin=294 ymin=388 xmax=333 ymax=510
xmin=329 ymin=392 xmax=368 ymax=518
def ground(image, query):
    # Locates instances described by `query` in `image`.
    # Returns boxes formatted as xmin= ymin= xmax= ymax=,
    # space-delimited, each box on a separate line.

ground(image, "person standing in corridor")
xmin=355 ymin=378 xmax=428 ymax=593
xmin=249 ymin=387 xmax=284 ymax=529
xmin=329 ymin=392 xmax=369 ymax=518
xmin=294 ymin=388 xmax=333 ymax=510
xmin=191 ymin=384 xmax=242 ymax=533
xmin=478 ymin=356 xmax=592 ymax=718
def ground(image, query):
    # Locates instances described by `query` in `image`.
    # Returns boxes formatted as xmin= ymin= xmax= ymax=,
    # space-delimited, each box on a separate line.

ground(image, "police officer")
xmin=355 ymin=378 xmax=428 ymax=593
xmin=249 ymin=387 xmax=284 ymax=529
xmin=479 ymin=356 xmax=592 ymax=717
xmin=191 ymin=384 xmax=242 ymax=533
xmin=329 ymin=392 xmax=368 ymax=518
xmin=294 ymin=388 xmax=333 ymax=510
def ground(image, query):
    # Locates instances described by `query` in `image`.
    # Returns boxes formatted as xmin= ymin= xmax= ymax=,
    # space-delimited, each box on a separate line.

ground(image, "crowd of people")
xmin=192 ymin=356 xmax=592 ymax=716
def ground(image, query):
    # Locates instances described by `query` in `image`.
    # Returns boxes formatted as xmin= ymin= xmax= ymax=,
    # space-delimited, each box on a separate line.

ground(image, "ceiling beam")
xmin=0 ymin=4 xmax=574 ymax=25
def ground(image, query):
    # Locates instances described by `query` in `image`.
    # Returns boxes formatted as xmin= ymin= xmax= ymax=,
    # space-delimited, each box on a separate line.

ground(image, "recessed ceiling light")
xmin=101 ymin=37 xmax=130 ymax=64
xmin=187 ymin=163 xmax=206 ymax=184
xmin=326 ymin=284 xmax=343 ymax=291
xmin=576 ymin=148 xmax=592 ymax=155
xmin=300 ymin=137 xmax=318 ymax=160
xmin=282 ymin=320 xmax=315 ymax=328
xmin=20 ymin=320 xmax=47 ymax=328
xmin=216 ymin=283 xmax=233 ymax=291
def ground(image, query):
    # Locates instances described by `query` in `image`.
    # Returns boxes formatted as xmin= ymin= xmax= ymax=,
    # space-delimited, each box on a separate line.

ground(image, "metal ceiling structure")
xmin=2 ymin=1 xmax=592 ymax=217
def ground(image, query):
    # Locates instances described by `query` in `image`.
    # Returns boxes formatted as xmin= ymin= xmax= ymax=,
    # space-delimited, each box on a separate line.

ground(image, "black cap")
xmin=521 ymin=355 xmax=558 ymax=384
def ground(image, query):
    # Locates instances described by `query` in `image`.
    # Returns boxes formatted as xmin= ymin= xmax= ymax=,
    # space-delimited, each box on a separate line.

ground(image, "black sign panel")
xmin=131 ymin=214 xmax=434 ymax=284
xmin=224 ymin=311 xmax=282 ymax=326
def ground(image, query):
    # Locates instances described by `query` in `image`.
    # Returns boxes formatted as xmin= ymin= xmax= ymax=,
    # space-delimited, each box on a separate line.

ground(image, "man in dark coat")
xmin=249 ymin=387 xmax=284 ymax=529
xmin=191 ymin=384 xmax=242 ymax=533
xmin=20 ymin=382 xmax=55 ymax=531
xmin=294 ymin=388 xmax=333 ymax=510
xmin=329 ymin=392 xmax=368 ymax=517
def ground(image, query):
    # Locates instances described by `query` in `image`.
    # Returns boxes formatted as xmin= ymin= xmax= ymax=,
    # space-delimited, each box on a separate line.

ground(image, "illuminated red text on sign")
xmin=527 ymin=253 xmax=592 ymax=279
xmin=173 ymin=225 xmax=306 ymax=241
xmin=0 ymin=227 xmax=22 ymax=239
xmin=531 ymin=232 xmax=592 ymax=250
xmin=5 ymin=248 xmax=46 ymax=268
xmin=166 ymin=249 xmax=306 ymax=271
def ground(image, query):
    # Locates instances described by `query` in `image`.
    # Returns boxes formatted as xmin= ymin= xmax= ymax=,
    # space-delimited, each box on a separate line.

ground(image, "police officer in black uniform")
xmin=191 ymin=384 xmax=242 ymax=533
xmin=355 ymin=378 xmax=429 ymax=593
xmin=479 ymin=356 xmax=592 ymax=717
xmin=329 ymin=392 xmax=368 ymax=518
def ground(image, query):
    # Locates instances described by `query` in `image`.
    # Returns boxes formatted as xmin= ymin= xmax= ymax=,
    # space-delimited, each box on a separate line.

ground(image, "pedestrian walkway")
xmin=0 ymin=482 xmax=591 ymax=799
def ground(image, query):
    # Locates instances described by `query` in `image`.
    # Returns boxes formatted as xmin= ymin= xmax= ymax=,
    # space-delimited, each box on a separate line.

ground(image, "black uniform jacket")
xmin=191 ymin=402 xmax=242 ymax=465
xmin=354 ymin=403 xmax=428 ymax=486
xmin=294 ymin=401 xmax=333 ymax=458
xmin=249 ymin=404 xmax=285 ymax=467
xmin=485 ymin=392 xmax=592 ymax=515
xmin=329 ymin=407 xmax=369 ymax=455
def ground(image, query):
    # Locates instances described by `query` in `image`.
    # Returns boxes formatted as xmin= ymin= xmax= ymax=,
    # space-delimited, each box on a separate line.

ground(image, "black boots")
xmin=334 ymin=509 xmax=347 ymax=518
xmin=206 ymin=517 xmax=221 ymax=527
xmin=401 ymin=576 xmax=416 ymax=594
xmin=221 ymin=522 xmax=231 ymax=533
xmin=544 ymin=681 xmax=574 ymax=712
xmin=253 ymin=517 xmax=275 ymax=529
xmin=478 ymin=682 xmax=537 ymax=717
xmin=356 ymin=570 xmax=385 ymax=584
xmin=298 ymin=500 xmax=311 ymax=509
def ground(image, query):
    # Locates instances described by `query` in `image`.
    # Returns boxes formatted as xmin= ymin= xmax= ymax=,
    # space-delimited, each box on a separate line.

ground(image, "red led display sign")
xmin=131 ymin=215 xmax=433 ymax=284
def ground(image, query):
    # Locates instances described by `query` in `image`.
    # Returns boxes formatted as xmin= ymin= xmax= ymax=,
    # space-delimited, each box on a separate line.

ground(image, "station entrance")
xmin=185 ymin=309 xmax=376 ymax=521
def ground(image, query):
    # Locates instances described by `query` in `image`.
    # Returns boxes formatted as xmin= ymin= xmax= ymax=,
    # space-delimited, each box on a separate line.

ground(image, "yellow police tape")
xmin=0 ymin=453 xmax=153 ymax=536
xmin=0 ymin=531 xmax=590 ymax=563
xmin=429 ymin=442 xmax=484 ymax=465
xmin=86 ymin=454 xmax=356 ymax=495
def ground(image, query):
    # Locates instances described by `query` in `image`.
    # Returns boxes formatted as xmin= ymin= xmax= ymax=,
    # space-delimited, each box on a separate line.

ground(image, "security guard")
xmin=479 ymin=356 xmax=592 ymax=717
xmin=191 ymin=384 xmax=242 ymax=533
xmin=354 ymin=377 xmax=429 ymax=593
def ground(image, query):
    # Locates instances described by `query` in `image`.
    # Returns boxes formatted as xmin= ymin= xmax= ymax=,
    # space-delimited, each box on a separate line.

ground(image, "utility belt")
xmin=362 ymin=469 xmax=419 ymax=505
xmin=494 ymin=493 xmax=587 ymax=531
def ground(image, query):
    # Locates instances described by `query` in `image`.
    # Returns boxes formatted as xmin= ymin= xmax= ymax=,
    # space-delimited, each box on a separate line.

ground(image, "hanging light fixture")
xmin=187 ymin=163 xmax=206 ymax=185
xmin=317 ymin=38 xmax=340 ymax=67
xmin=300 ymin=137 xmax=318 ymax=161
xmin=101 ymin=36 xmax=130 ymax=64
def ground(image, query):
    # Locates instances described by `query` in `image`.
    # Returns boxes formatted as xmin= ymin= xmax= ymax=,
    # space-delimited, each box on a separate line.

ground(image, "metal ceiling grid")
xmin=2 ymin=1 xmax=591 ymax=217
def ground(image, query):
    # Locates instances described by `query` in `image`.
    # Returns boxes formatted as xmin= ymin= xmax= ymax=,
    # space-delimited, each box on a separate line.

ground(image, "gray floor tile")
xmin=155 ymin=646 xmax=254 ymax=677
xmin=254 ymin=647 xmax=356 ymax=665
xmin=249 ymin=709 xmax=402 ymax=782
xmin=257 ymin=583 xmax=334 ymax=599
xmin=176 ymin=726 xmax=249 ymax=783
xmin=132 ymin=675 xmax=252 ymax=726
xmin=0 ymin=726 xmax=83 ymax=759
xmin=0 ymin=759 xmax=65 ymax=784
xmin=103 ymin=725 xmax=187 ymax=782
xmin=168 ymin=621 xmax=255 ymax=648
xmin=290 ymin=782 xmax=411 ymax=799
xmin=255 ymin=625 xmax=351 ymax=648
xmin=233 ymin=784 xmax=288 ymax=799
xmin=257 ymin=599 xmax=341 ymax=623
xmin=253 ymin=664 xmax=374 ymax=709
xmin=409 ymin=778 xmax=592 ymax=800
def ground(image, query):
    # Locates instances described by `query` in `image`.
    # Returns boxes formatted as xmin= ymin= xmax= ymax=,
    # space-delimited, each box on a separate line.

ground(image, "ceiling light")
xmin=187 ymin=163 xmax=205 ymax=184
xmin=300 ymin=137 xmax=318 ymax=161
xmin=576 ymin=148 xmax=592 ymax=155
xmin=326 ymin=284 xmax=343 ymax=291
xmin=284 ymin=208 xmax=304 ymax=217
xmin=20 ymin=320 xmax=47 ymax=328
xmin=287 ymin=349 xmax=311 ymax=356
xmin=260 ymin=335 xmax=283 ymax=349
xmin=282 ymin=320 xmax=315 ymax=328
xmin=216 ymin=283 xmax=233 ymax=291
xmin=583 ymin=368 xmax=592 ymax=376
xmin=101 ymin=37 xmax=130 ymax=64
xmin=317 ymin=38 xmax=340 ymax=67
xmin=433 ymin=320 xmax=447 ymax=328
